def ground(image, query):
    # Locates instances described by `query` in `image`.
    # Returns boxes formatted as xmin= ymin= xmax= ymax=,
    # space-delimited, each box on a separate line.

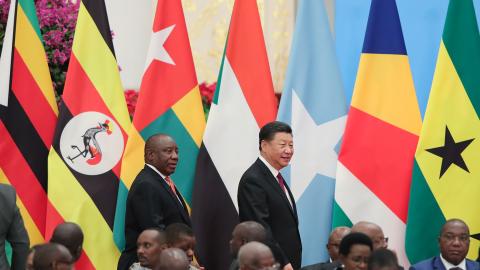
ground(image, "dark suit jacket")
xmin=0 ymin=184 xmax=29 ymax=270
xmin=117 ymin=165 xmax=191 ymax=270
xmin=238 ymin=158 xmax=302 ymax=269
xmin=410 ymin=256 xmax=480 ymax=270
xmin=302 ymin=261 xmax=341 ymax=270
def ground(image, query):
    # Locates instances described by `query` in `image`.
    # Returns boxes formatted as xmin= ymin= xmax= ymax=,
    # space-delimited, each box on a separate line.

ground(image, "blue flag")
xmin=277 ymin=0 xmax=347 ymax=265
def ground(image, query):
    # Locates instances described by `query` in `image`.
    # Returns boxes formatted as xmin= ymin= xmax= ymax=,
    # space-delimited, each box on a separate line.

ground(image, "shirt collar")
xmin=440 ymin=254 xmax=466 ymax=270
xmin=259 ymin=155 xmax=279 ymax=178
xmin=146 ymin=163 xmax=167 ymax=180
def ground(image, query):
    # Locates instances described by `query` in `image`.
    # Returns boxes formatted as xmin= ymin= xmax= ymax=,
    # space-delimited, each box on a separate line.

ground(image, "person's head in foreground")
xmin=438 ymin=219 xmax=470 ymax=265
xmin=32 ymin=243 xmax=73 ymax=270
xmin=367 ymin=249 xmax=399 ymax=270
xmin=238 ymin=241 xmax=279 ymax=270
xmin=154 ymin=248 xmax=190 ymax=270
xmin=339 ymin=232 xmax=374 ymax=270
xmin=137 ymin=228 xmax=168 ymax=269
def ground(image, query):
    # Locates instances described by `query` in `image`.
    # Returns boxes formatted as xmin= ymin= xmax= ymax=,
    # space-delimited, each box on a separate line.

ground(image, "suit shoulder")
xmin=0 ymin=184 xmax=16 ymax=200
xmin=466 ymin=259 xmax=480 ymax=270
xmin=410 ymin=257 xmax=436 ymax=270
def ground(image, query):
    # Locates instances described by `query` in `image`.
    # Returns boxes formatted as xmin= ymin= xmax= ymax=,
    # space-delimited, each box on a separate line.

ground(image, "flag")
xmin=46 ymin=0 xmax=131 ymax=268
xmin=114 ymin=0 xmax=206 ymax=248
xmin=191 ymin=0 xmax=277 ymax=269
xmin=0 ymin=0 xmax=57 ymax=248
xmin=406 ymin=0 xmax=480 ymax=263
xmin=276 ymin=0 xmax=347 ymax=266
xmin=333 ymin=0 xmax=421 ymax=266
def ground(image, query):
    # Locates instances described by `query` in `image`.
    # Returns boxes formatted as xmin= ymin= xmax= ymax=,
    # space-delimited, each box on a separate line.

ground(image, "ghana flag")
xmin=333 ymin=0 xmax=421 ymax=266
xmin=0 ymin=0 xmax=57 ymax=247
xmin=114 ymin=0 xmax=205 ymax=248
xmin=406 ymin=0 xmax=480 ymax=264
xmin=46 ymin=0 xmax=131 ymax=268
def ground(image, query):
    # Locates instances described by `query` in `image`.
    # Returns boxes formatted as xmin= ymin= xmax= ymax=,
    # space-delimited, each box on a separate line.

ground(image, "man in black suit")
xmin=118 ymin=134 xmax=191 ymax=270
xmin=238 ymin=121 xmax=302 ymax=270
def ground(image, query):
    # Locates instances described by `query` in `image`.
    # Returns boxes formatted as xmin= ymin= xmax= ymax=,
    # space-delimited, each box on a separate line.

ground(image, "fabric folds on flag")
xmin=406 ymin=0 xmax=480 ymax=263
xmin=114 ymin=0 xmax=205 ymax=249
xmin=276 ymin=0 xmax=347 ymax=266
xmin=333 ymin=0 xmax=421 ymax=266
xmin=0 ymin=0 xmax=57 ymax=248
xmin=46 ymin=0 xmax=131 ymax=268
xmin=191 ymin=0 xmax=277 ymax=269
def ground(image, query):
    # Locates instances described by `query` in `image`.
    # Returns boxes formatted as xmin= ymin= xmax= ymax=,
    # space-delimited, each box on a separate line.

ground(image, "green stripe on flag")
xmin=332 ymin=200 xmax=353 ymax=228
xmin=140 ymin=109 xmax=199 ymax=203
xmin=6 ymin=242 xmax=11 ymax=266
xmin=406 ymin=160 xmax=445 ymax=264
xmin=18 ymin=0 xmax=43 ymax=41
xmin=113 ymin=181 xmax=128 ymax=251
xmin=442 ymin=0 xmax=480 ymax=115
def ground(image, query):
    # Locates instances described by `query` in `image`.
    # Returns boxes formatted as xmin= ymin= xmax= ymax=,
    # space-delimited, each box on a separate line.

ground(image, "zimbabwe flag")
xmin=46 ymin=0 xmax=131 ymax=268
xmin=406 ymin=0 xmax=480 ymax=264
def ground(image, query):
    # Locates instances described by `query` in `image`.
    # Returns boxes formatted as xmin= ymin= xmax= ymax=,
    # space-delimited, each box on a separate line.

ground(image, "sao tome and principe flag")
xmin=406 ymin=0 xmax=480 ymax=264
xmin=191 ymin=0 xmax=277 ymax=269
xmin=115 ymin=0 xmax=205 ymax=249
xmin=276 ymin=0 xmax=347 ymax=266
xmin=0 ymin=0 xmax=58 ymax=250
xmin=46 ymin=0 xmax=132 ymax=268
xmin=333 ymin=0 xmax=421 ymax=266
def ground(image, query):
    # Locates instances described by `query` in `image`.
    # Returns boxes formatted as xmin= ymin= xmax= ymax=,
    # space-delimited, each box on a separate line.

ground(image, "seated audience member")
xmin=32 ymin=243 xmax=73 ymax=270
xmin=229 ymin=221 xmax=267 ymax=270
xmin=368 ymin=249 xmax=399 ymax=270
xmin=338 ymin=232 xmax=374 ymax=270
xmin=351 ymin=222 xmax=388 ymax=250
xmin=165 ymin=223 xmax=202 ymax=270
xmin=302 ymin=226 xmax=351 ymax=270
xmin=238 ymin=241 xmax=279 ymax=270
xmin=49 ymin=222 xmax=84 ymax=263
xmin=26 ymin=245 xmax=40 ymax=270
xmin=155 ymin=248 xmax=190 ymax=270
xmin=130 ymin=228 xmax=168 ymax=270
xmin=410 ymin=219 xmax=480 ymax=270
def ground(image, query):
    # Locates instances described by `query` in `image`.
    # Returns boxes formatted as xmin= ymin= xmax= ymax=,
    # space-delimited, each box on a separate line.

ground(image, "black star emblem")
xmin=426 ymin=126 xmax=474 ymax=178
xmin=471 ymin=233 xmax=480 ymax=241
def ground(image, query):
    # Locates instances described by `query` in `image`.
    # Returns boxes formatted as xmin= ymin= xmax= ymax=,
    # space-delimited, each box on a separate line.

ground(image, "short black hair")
xmin=259 ymin=121 xmax=292 ymax=150
xmin=165 ymin=223 xmax=194 ymax=245
xmin=368 ymin=249 xmax=399 ymax=270
xmin=339 ymin=232 xmax=373 ymax=256
xmin=140 ymin=227 xmax=167 ymax=245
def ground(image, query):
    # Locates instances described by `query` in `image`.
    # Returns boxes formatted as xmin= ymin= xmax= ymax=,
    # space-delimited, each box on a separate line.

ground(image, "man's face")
xmin=171 ymin=234 xmax=196 ymax=263
xmin=149 ymin=137 xmax=179 ymax=176
xmin=439 ymin=222 xmax=470 ymax=265
xmin=256 ymin=252 xmax=276 ymax=269
xmin=340 ymin=244 xmax=371 ymax=270
xmin=261 ymin=132 xmax=293 ymax=170
xmin=137 ymin=230 xmax=165 ymax=268
xmin=230 ymin=227 xmax=245 ymax=257
xmin=327 ymin=233 xmax=343 ymax=261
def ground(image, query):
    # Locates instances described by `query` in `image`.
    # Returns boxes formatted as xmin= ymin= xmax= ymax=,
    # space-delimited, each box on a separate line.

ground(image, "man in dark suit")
xmin=118 ymin=134 xmax=191 ymax=270
xmin=0 ymin=184 xmax=29 ymax=270
xmin=410 ymin=219 xmax=480 ymax=270
xmin=238 ymin=121 xmax=301 ymax=270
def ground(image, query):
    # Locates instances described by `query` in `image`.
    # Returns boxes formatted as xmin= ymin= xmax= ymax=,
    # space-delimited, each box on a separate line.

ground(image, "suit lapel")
xmin=433 ymin=256 xmax=447 ymax=270
xmin=255 ymin=159 xmax=297 ymax=221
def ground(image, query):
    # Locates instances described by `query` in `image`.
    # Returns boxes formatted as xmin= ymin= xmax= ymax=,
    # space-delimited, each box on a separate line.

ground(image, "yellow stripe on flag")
xmin=72 ymin=3 xmax=130 ymax=132
xmin=48 ymin=150 xmax=120 ymax=268
xmin=351 ymin=53 xmax=422 ymax=135
xmin=0 ymin=168 xmax=44 ymax=245
xmin=171 ymin=86 xmax=206 ymax=147
xmin=121 ymin=127 xmax=145 ymax=189
xmin=15 ymin=5 xmax=57 ymax=115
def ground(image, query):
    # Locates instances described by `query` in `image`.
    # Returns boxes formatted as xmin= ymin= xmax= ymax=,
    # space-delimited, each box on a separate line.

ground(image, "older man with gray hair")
xmin=238 ymin=241 xmax=279 ymax=270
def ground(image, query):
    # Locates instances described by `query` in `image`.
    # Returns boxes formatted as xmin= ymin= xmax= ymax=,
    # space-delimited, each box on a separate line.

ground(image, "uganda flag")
xmin=192 ymin=0 xmax=277 ymax=269
xmin=333 ymin=0 xmax=421 ymax=266
xmin=114 ymin=0 xmax=205 ymax=249
xmin=46 ymin=0 xmax=131 ymax=268
xmin=0 ymin=0 xmax=57 ymax=248
xmin=406 ymin=0 xmax=480 ymax=264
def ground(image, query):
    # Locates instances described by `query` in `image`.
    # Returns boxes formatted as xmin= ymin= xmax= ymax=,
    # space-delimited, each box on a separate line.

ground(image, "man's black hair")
xmin=258 ymin=121 xmax=292 ymax=150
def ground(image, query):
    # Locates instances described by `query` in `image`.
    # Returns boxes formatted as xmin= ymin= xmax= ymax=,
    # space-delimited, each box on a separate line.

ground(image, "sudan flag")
xmin=191 ymin=0 xmax=277 ymax=269
xmin=333 ymin=0 xmax=421 ymax=266
xmin=115 ymin=0 xmax=205 ymax=248
xmin=406 ymin=0 xmax=480 ymax=264
xmin=46 ymin=0 xmax=131 ymax=268
xmin=0 ymin=0 xmax=57 ymax=247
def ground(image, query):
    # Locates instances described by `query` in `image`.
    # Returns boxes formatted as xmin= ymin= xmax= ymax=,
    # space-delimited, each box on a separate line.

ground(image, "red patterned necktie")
xmin=276 ymin=173 xmax=286 ymax=193
xmin=165 ymin=176 xmax=177 ymax=195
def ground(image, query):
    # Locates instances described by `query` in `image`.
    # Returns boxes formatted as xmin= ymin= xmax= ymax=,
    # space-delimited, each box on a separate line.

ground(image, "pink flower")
xmin=124 ymin=89 xmax=139 ymax=118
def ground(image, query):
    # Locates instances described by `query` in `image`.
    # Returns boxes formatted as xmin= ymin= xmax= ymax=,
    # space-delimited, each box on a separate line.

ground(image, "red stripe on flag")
xmin=133 ymin=0 xmax=197 ymax=131
xmin=0 ymin=121 xmax=47 ymax=235
xmin=338 ymin=107 xmax=418 ymax=223
xmin=62 ymin=54 xmax=127 ymax=177
xmin=225 ymin=0 xmax=277 ymax=127
xmin=12 ymin=49 xmax=57 ymax=148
